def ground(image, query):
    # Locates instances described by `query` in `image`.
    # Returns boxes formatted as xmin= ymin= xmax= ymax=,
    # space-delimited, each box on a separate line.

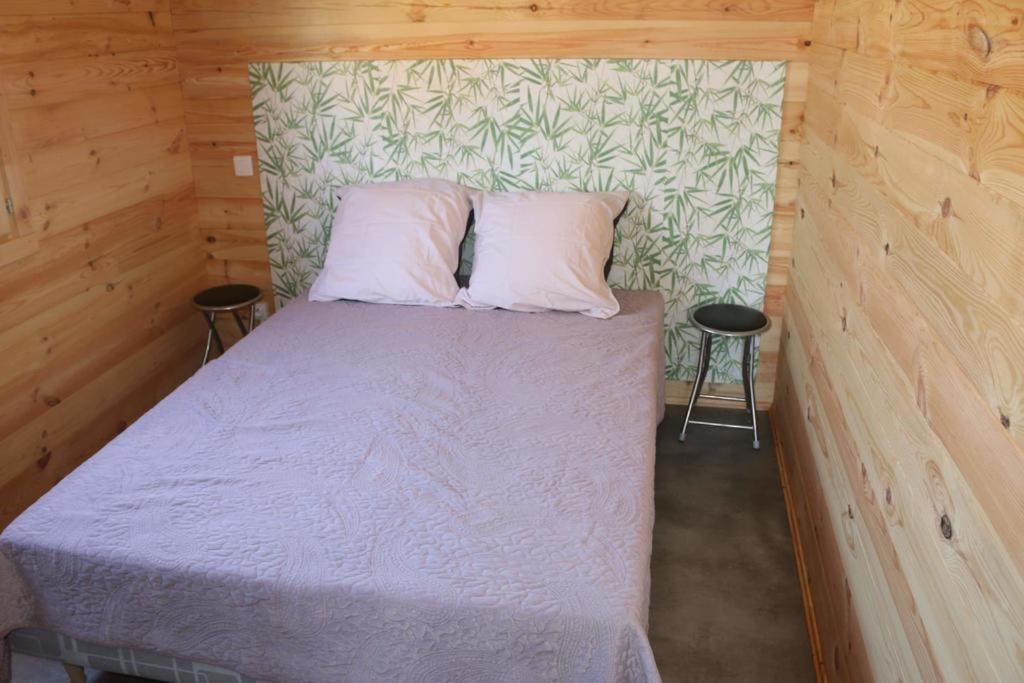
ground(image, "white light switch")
xmin=233 ymin=155 xmax=254 ymax=177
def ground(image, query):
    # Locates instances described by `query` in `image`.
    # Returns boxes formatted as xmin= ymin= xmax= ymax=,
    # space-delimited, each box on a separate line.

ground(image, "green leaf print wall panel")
xmin=249 ymin=59 xmax=786 ymax=384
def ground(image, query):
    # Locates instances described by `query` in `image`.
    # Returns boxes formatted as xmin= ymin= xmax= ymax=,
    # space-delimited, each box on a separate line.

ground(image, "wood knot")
xmin=941 ymin=197 xmax=952 ymax=217
xmin=967 ymin=24 xmax=992 ymax=58
xmin=846 ymin=504 xmax=854 ymax=520
xmin=167 ymin=130 xmax=184 ymax=154
xmin=1000 ymin=411 xmax=1010 ymax=429
xmin=529 ymin=2 xmax=539 ymax=11
xmin=43 ymin=395 xmax=61 ymax=407
xmin=885 ymin=487 xmax=892 ymax=504
xmin=36 ymin=449 xmax=51 ymax=470
xmin=940 ymin=513 xmax=953 ymax=539
xmin=883 ymin=242 xmax=890 ymax=255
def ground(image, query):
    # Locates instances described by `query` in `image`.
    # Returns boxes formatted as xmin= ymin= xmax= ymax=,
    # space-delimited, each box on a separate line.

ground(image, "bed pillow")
xmin=455 ymin=190 xmax=628 ymax=319
xmin=308 ymin=179 xmax=472 ymax=306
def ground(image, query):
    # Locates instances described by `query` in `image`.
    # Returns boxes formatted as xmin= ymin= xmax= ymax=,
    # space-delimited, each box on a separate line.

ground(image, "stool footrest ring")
xmin=698 ymin=393 xmax=746 ymax=403
xmin=688 ymin=420 xmax=754 ymax=431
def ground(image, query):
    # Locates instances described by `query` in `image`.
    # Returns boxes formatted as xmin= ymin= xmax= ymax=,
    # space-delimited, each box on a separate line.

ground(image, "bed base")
xmin=9 ymin=627 xmax=254 ymax=683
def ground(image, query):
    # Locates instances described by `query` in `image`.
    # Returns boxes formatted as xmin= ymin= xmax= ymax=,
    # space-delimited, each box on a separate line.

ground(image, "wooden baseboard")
xmin=665 ymin=380 xmax=773 ymax=410
xmin=770 ymin=405 xmax=827 ymax=683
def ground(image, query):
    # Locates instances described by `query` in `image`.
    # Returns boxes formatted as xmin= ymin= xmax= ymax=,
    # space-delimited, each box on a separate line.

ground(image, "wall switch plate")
xmin=253 ymin=302 xmax=269 ymax=323
xmin=232 ymin=155 xmax=254 ymax=177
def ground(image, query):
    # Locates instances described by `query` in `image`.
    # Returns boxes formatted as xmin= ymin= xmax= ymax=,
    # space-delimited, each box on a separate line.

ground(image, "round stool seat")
xmin=193 ymin=284 xmax=261 ymax=312
xmin=690 ymin=303 xmax=770 ymax=337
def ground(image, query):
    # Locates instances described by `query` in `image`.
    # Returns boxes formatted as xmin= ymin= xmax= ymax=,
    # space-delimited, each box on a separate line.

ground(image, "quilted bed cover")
xmin=0 ymin=290 xmax=665 ymax=683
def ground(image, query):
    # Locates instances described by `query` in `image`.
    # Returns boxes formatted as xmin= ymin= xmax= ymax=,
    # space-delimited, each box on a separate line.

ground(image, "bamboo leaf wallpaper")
xmin=249 ymin=59 xmax=786 ymax=383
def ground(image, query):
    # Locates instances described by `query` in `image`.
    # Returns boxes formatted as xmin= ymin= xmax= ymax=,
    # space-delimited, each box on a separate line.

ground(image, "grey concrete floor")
xmin=650 ymin=405 xmax=815 ymax=682
xmin=13 ymin=405 xmax=814 ymax=682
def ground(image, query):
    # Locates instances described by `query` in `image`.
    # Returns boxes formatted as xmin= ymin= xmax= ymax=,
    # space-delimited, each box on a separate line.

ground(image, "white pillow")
xmin=308 ymin=178 xmax=471 ymax=306
xmin=456 ymin=190 xmax=628 ymax=319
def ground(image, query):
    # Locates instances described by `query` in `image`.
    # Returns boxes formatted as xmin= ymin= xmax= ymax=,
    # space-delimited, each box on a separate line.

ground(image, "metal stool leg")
xmin=742 ymin=335 xmax=752 ymax=414
xmin=201 ymin=311 xmax=225 ymax=367
xmin=679 ymin=331 xmax=711 ymax=442
xmin=209 ymin=312 xmax=225 ymax=354
xmin=231 ymin=309 xmax=248 ymax=336
xmin=247 ymin=302 xmax=256 ymax=333
xmin=201 ymin=323 xmax=214 ymax=367
xmin=745 ymin=336 xmax=760 ymax=450
xmin=698 ymin=330 xmax=712 ymax=392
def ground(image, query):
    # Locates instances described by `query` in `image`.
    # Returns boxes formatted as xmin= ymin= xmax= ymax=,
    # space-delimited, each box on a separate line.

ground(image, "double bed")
xmin=0 ymin=289 xmax=665 ymax=682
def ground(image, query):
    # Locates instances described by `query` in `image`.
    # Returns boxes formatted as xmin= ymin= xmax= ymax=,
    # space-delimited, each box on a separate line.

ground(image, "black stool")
xmin=192 ymin=284 xmax=261 ymax=366
xmin=678 ymin=303 xmax=771 ymax=449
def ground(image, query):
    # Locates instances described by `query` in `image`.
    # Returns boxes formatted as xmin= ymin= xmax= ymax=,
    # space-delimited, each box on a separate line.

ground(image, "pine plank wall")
xmin=7 ymin=2 xmax=1024 ymax=681
xmin=773 ymin=0 xmax=1024 ymax=679
xmin=0 ymin=1 xmax=207 ymax=528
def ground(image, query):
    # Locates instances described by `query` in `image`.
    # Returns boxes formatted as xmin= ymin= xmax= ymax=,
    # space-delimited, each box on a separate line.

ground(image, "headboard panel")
xmin=249 ymin=59 xmax=786 ymax=383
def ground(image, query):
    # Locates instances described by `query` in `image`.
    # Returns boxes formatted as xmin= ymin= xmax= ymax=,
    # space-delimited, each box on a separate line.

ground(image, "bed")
xmin=0 ymin=289 xmax=665 ymax=683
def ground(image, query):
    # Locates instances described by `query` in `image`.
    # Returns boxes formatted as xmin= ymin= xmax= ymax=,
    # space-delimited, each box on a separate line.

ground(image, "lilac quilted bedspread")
xmin=0 ymin=290 xmax=664 ymax=683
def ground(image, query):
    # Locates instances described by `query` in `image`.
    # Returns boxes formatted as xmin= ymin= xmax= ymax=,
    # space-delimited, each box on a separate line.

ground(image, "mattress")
xmin=0 ymin=290 xmax=665 ymax=683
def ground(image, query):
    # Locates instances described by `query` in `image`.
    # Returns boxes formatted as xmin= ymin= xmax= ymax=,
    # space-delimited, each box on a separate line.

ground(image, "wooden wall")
xmin=0 ymin=1 xmax=207 ymax=527
xmin=168 ymin=0 xmax=815 ymax=402
xmin=774 ymin=0 xmax=1024 ymax=679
